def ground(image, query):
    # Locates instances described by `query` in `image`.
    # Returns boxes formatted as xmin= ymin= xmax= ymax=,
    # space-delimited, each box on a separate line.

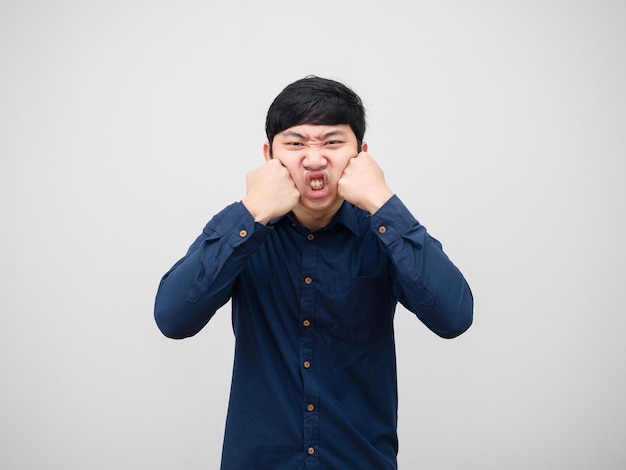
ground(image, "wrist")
xmin=365 ymin=188 xmax=394 ymax=215
xmin=242 ymin=197 xmax=271 ymax=225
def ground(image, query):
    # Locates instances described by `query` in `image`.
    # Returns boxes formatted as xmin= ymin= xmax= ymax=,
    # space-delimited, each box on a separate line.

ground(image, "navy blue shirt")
xmin=155 ymin=196 xmax=473 ymax=469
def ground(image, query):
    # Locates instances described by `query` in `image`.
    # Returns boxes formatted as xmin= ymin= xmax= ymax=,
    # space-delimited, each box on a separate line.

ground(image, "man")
xmin=154 ymin=76 xmax=473 ymax=469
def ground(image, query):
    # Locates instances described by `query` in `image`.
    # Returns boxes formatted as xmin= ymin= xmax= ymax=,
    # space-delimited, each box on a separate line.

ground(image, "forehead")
xmin=277 ymin=124 xmax=354 ymax=140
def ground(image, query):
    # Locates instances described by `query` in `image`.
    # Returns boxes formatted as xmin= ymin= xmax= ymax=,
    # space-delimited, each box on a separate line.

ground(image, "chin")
xmin=305 ymin=197 xmax=340 ymax=212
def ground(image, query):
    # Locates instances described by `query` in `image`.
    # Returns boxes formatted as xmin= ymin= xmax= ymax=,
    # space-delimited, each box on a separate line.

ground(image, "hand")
xmin=338 ymin=152 xmax=394 ymax=214
xmin=242 ymin=159 xmax=300 ymax=224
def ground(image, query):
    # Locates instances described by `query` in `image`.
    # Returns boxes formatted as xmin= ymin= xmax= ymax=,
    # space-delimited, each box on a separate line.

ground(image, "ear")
xmin=263 ymin=142 xmax=272 ymax=161
xmin=361 ymin=141 xmax=368 ymax=153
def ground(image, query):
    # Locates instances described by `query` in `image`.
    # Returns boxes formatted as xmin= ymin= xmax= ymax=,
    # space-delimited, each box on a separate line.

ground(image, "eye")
xmin=286 ymin=142 xmax=303 ymax=147
xmin=324 ymin=140 xmax=344 ymax=147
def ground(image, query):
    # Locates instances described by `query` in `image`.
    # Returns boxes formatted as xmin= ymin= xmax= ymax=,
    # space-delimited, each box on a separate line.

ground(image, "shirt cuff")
xmin=214 ymin=202 xmax=273 ymax=253
xmin=371 ymin=195 xmax=424 ymax=247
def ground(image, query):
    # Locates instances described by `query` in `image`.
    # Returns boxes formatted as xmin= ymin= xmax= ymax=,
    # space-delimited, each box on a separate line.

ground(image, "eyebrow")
xmin=280 ymin=129 xmax=347 ymax=140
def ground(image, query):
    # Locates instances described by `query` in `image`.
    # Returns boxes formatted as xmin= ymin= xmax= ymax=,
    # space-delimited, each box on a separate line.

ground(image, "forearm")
xmin=154 ymin=202 xmax=271 ymax=339
xmin=402 ymin=234 xmax=473 ymax=338
xmin=373 ymin=196 xmax=473 ymax=338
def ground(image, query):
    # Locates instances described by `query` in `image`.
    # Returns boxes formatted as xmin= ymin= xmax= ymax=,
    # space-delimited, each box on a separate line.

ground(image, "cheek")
xmin=273 ymin=153 xmax=300 ymax=173
xmin=334 ymin=153 xmax=355 ymax=174
xmin=281 ymin=162 xmax=304 ymax=185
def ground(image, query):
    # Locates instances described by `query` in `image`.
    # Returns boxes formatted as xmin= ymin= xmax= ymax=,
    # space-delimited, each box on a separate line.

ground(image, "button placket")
xmin=299 ymin=230 xmax=319 ymax=465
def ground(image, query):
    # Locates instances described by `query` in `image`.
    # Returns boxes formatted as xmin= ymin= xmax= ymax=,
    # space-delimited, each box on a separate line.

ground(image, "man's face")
xmin=264 ymin=124 xmax=367 ymax=219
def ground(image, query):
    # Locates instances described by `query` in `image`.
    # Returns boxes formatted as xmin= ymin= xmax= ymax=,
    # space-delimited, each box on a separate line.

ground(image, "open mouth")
xmin=310 ymin=178 xmax=324 ymax=190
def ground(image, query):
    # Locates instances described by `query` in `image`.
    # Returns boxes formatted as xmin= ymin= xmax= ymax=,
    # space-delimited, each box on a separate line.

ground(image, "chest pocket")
xmin=326 ymin=274 xmax=394 ymax=344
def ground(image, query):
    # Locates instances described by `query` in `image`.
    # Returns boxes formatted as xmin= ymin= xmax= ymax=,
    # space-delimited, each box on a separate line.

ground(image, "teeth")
xmin=310 ymin=179 xmax=324 ymax=190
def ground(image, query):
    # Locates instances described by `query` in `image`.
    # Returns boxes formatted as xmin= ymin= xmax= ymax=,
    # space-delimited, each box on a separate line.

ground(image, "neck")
xmin=293 ymin=201 xmax=342 ymax=232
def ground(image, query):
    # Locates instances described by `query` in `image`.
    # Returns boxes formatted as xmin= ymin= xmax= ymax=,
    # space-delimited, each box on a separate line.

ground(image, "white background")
xmin=1 ymin=1 xmax=625 ymax=468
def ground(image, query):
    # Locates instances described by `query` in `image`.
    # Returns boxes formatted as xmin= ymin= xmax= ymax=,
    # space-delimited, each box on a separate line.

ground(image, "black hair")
xmin=265 ymin=76 xmax=366 ymax=155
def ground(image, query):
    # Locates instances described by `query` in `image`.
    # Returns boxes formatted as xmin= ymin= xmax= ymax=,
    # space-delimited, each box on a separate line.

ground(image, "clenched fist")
xmin=338 ymin=152 xmax=394 ymax=214
xmin=242 ymin=159 xmax=300 ymax=225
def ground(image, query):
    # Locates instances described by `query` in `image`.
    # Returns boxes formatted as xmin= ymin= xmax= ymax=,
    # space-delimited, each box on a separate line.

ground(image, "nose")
xmin=302 ymin=145 xmax=327 ymax=170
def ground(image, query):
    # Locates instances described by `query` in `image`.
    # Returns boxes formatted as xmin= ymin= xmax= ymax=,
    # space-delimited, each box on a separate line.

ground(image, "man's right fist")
xmin=242 ymin=159 xmax=300 ymax=225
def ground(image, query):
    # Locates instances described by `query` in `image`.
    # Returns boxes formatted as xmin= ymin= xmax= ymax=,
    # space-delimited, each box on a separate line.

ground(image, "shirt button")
xmin=308 ymin=447 xmax=315 ymax=455
xmin=304 ymin=277 xmax=313 ymax=285
xmin=307 ymin=233 xmax=314 ymax=241
xmin=239 ymin=229 xmax=248 ymax=237
xmin=303 ymin=319 xmax=311 ymax=327
xmin=378 ymin=225 xmax=387 ymax=234
xmin=303 ymin=361 xmax=311 ymax=369
xmin=307 ymin=404 xmax=315 ymax=412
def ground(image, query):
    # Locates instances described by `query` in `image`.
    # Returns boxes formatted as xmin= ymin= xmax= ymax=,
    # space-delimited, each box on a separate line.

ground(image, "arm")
xmin=154 ymin=203 xmax=272 ymax=339
xmin=339 ymin=152 xmax=473 ymax=338
xmin=154 ymin=159 xmax=300 ymax=339
xmin=373 ymin=196 xmax=473 ymax=338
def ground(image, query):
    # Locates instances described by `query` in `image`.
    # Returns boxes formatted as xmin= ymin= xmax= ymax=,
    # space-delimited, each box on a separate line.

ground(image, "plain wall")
xmin=1 ymin=1 xmax=625 ymax=468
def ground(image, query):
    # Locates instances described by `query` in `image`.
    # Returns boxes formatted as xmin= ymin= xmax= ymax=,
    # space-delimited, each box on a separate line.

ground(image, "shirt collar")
xmin=270 ymin=201 xmax=360 ymax=236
